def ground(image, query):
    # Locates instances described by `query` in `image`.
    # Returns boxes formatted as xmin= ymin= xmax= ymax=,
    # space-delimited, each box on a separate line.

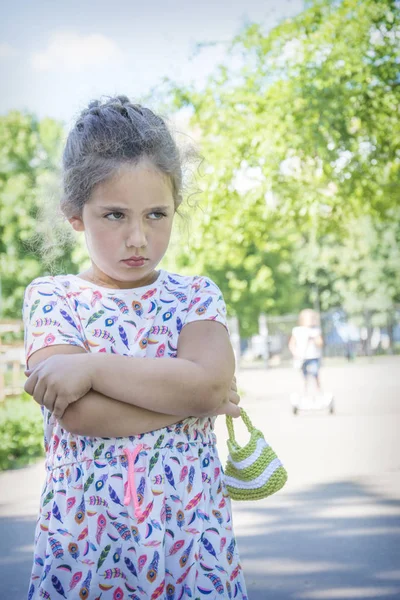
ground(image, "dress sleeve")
xmin=22 ymin=277 xmax=87 ymax=365
xmin=183 ymin=276 xmax=229 ymax=332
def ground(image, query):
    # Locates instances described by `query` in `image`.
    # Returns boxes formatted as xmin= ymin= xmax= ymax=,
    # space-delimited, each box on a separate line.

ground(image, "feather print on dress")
xmin=141 ymin=287 xmax=157 ymax=300
xmin=96 ymin=544 xmax=111 ymax=572
xmin=85 ymin=310 xmax=105 ymax=328
xmin=112 ymin=521 xmax=131 ymax=541
xmin=59 ymin=308 xmax=81 ymax=331
xmin=136 ymin=476 xmax=145 ymax=505
xmin=164 ymin=464 xmax=175 ymax=489
xmin=51 ymin=575 xmax=67 ymax=598
xmin=79 ymin=570 xmax=92 ymax=599
xmin=94 ymin=474 xmax=108 ymax=492
xmin=92 ymin=329 xmax=116 ymax=344
xmin=148 ymin=451 xmax=159 ymax=475
xmin=68 ymin=542 xmax=80 ymax=560
xmin=118 ymin=325 xmax=130 ymax=350
xmin=105 ymin=316 xmax=118 ymax=326
xmin=29 ymin=299 xmax=41 ymax=320
xmin=49 ymin=537 xmax=64 ymax=559
xmin=52 ymin=501 xmax=63 ymax=524
xmin=124 ymin=556 xmax=138 ymax=577
xmin=138 ymin=554 xmax=147 ymax=573
xmin=164 ymin=288 xmax=188 ymax=302
xmin=205 ymin=572 xmax=224 ymax=594
xmin=155 ymin=343 xmax=165 ymax=357
xmin=226 ymin=538 xmax=236 ymax=565
xmin=111 ymin=297 xmax=129 ymax=314
xmin=179 ymin=465 xmax=188 ymax=482
xmin=195 ymin=296 xmax=212 ymax=315
xmin=147 ymin=550 xmax=160 ymax=583
xmin=113 ymin=586 xmax=124 ymax=600
xmin=187 ymin=465 xmax=195 ymax=494
xmin=42 ymin=301 xmax=57 ymax=313
xmin=90 ymin=290 xmax=103 ymax=308
xmin=162 ymin=307 xmax=176 ymax=321
xmin=168 ymin=539 xmax=185 ymax=556
xmin=96 ymin=514 xmax=107 ymax=545
xmin=34 ymin=317 xmax=61 ymax=327
xmin=187 ymin=295 xmax=201 ymax=312
xmin=150 ymin=579 xmax=165 ymax=600
xmin=132 ymin=300 xmax=143 ymax=317
xmin=179 ymin=538 xmax=193 ymax=568
xmin=131 ymin=526 xmax=141 ymax=544
xmin=28 ymin=583 xmax=35 ymax=600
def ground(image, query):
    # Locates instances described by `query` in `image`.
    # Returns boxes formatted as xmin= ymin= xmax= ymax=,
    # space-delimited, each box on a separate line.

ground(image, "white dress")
xmin=23 ymin=269 xmax=248 ymax=600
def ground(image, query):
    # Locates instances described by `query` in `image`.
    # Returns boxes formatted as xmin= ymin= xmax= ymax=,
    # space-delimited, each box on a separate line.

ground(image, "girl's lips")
xmin=122 ymin=258 xmax=147 ymax=267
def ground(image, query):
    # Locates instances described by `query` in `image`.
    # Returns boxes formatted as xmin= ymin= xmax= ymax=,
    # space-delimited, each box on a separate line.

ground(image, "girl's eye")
xmin=148 ymin=211 xmax=167 ymax=220
xmin=105 ymin=212 xmax=124 ymax=221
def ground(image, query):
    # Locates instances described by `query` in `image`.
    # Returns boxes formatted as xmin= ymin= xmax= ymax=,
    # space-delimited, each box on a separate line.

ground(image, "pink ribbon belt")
xmin=123 ymin=445 xmax=144 ymax=519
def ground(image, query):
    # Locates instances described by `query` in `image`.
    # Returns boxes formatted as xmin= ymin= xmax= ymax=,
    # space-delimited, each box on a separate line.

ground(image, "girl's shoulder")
xmin=163 ymin=270 xmax=221 ymax=293
xmin=24 ymin=274 xmax=78 ymax=295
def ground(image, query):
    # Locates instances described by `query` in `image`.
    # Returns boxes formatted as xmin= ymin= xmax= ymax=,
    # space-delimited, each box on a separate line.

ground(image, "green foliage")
xmin=166 ymin=0 xmax=400 ymax=332
xmin=295 ymin=212 xmax=400 ymax=318
xmin=0 ymin=394 xmax=44 ymax=470
xmin=0 ymin=111 xmax=81 ymax=319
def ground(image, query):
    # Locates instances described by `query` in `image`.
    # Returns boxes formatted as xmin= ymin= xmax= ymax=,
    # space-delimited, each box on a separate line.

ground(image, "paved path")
xmin=1 ymin=356 xmax=399 ymax=599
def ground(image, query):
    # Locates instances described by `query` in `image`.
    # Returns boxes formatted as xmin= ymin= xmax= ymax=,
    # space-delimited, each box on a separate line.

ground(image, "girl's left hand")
xmin=24 ymin=354 xmax=93 ymax=420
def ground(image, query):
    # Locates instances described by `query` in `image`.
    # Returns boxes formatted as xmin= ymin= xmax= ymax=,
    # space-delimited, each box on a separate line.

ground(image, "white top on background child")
xmin=290 ymin=308 xmax=323 ymax=361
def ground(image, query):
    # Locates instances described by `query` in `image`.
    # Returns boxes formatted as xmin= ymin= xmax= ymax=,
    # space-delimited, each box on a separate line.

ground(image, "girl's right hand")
xmin=211 ymin=376 xmax=241 ymax=418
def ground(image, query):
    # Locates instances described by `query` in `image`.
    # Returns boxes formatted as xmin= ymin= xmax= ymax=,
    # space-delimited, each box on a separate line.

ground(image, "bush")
xmin=0 ymin=393 xmax=44 ymax=470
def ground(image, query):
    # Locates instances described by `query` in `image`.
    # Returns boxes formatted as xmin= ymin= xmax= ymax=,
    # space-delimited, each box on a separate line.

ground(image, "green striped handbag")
xmin=224 ymin=408 xmax=288 ymax=500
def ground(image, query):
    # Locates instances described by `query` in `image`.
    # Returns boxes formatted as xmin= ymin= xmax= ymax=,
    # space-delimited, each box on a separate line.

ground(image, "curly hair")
xmin=61 ymin=95 xmax=184 ymax=218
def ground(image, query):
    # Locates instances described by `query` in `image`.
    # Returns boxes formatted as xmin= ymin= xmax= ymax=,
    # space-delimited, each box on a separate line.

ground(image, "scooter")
xmin=290 ymin=392 xmax=335 ymax=415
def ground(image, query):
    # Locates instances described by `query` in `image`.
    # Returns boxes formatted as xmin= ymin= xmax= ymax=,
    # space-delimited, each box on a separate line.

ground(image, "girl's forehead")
xmin=89 ymin=161 xmax=174 ymax=207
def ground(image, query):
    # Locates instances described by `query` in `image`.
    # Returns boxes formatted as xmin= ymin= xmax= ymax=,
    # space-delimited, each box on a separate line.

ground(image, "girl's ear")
xmin=69 ymin=216 xmax=85 ymax=232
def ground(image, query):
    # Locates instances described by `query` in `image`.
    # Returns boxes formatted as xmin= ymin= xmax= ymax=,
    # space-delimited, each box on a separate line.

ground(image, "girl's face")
xmin=69 ymin=159 xmax=175 ymax=289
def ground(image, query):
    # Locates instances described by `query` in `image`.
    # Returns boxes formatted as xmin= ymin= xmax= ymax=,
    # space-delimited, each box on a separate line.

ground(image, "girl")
xmin=23 ymin=96 xmax=248 ymax=599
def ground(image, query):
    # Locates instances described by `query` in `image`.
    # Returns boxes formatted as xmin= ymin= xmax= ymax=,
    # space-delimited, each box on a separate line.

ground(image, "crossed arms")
xmin=24 ymin=320 xmax=240 ymax=437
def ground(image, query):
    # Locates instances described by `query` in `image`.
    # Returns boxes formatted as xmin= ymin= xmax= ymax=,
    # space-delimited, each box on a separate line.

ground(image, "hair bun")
xmin=115 ymin=95 xmax=130 ymax=105
xmin=88 ymin=100 xmax=101 ymax=110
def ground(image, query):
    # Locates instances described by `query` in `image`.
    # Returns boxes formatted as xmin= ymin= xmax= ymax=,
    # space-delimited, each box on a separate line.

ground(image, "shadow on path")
xmin=235 ymin=478 xmax=400 ymax=600
xmin=0 ymin=515 xmax=36 ymax=600
xmin=0 ymin=479 xmax=399 ymax=600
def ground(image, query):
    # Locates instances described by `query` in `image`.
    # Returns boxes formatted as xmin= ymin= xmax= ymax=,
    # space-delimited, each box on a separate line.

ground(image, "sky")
xmin=0 ymin=0 xmax=304 ymax=125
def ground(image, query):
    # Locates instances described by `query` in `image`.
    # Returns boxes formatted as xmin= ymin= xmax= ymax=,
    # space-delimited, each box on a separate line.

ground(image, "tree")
xmin=166 ymin=0 xmax=400 ymax=332
xmin=0 ymin=112 xmax=80 ymax=319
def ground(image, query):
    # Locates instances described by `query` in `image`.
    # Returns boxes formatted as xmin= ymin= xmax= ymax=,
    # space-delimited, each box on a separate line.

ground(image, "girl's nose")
xmin=126 ymin=224 xmax=147 ymax=248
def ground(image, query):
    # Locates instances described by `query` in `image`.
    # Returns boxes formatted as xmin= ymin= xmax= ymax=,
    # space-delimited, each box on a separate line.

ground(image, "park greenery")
xmin=1 ymin=0 xmax=399 ymax=340
xmin=0 ymin=394 xmax=44 ymax=470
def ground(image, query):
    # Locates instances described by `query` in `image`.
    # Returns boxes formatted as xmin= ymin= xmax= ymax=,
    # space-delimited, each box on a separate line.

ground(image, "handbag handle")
xmin=226 ymin=407 xmax=254 ymax=444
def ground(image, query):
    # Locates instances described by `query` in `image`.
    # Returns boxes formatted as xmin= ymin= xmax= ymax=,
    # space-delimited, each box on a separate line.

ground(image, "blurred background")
xmin=0 ymin=0 xmax=399 ymax=599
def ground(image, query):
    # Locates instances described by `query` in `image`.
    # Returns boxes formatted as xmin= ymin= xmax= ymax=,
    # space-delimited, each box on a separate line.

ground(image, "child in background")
xmin=23 ymin=96 xmax=247 ymax=599
xmin=289 ymin=308 xmax=323 ymax=394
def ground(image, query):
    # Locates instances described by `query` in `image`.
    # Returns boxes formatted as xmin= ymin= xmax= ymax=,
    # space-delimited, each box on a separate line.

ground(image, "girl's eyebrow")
xmin=99 ymin=205 xmax=172 ymax=212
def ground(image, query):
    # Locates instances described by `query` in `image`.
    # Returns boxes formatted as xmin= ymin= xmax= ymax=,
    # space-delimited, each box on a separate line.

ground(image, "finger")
xmin=32 ymin=377 xmax=49 ymax=409
xmin=228 ymin=391 xmax=240 ymax=405
xmin=24 ymin=370 xmax=40 ymax=397
xmin=226 ymin=401 xmax=241 ymax=418
xmin=42 ymin=388 xmax=57 ymax=413
xmin=53 ymin=396 xmax=68 ymax=421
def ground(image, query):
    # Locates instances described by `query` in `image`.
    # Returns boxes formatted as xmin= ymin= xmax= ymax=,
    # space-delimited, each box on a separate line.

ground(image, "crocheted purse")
xmin=224 ymin=408 xmax=288 ymax=501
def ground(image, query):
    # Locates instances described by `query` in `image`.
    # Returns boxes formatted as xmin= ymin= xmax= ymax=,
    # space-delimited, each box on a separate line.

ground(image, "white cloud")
xmin=0 ymin=43 xmax=17 ymax=59
xmin=30 ymin=31 xmax=123 ymax=72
